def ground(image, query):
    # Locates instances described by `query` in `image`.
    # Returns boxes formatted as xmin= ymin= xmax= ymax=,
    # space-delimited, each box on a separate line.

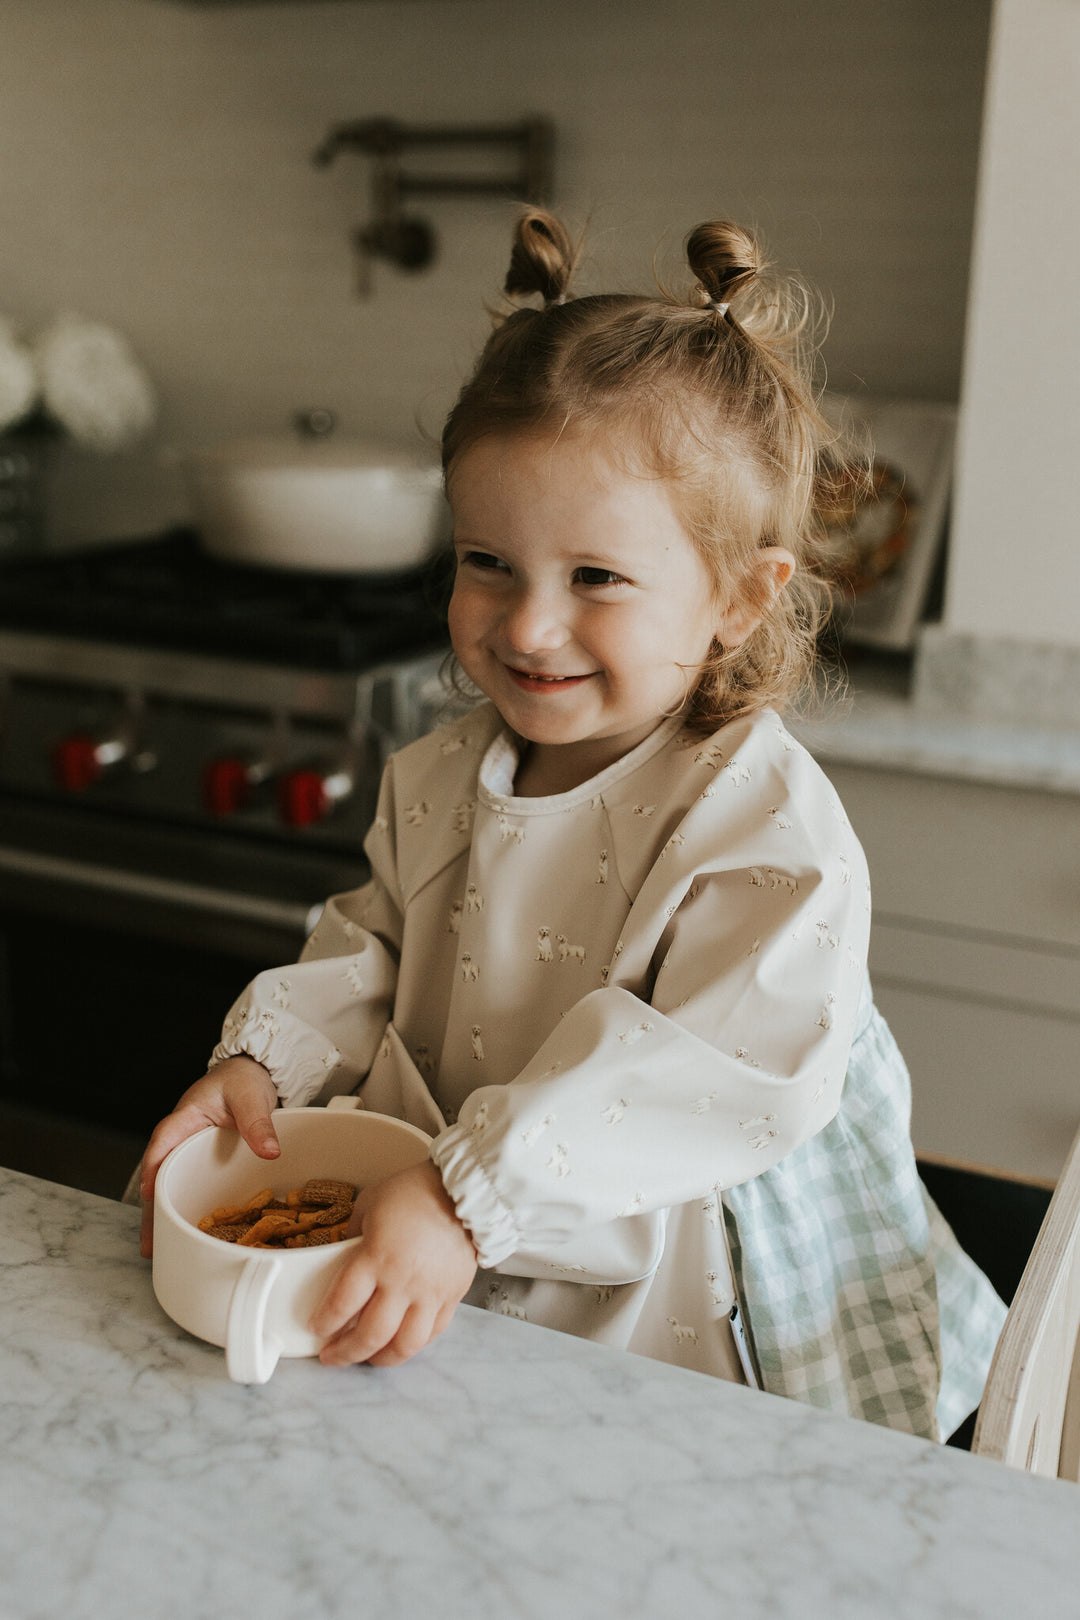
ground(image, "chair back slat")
xmin=973 ymin=1122 xmax=1080 ymax=1478
xmin=1056 ymin=1315 xmax=1080 ymax=1480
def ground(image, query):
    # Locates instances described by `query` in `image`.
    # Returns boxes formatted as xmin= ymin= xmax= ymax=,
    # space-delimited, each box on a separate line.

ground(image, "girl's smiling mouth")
xmin=505 ymin=667 xmax=596 ymax=693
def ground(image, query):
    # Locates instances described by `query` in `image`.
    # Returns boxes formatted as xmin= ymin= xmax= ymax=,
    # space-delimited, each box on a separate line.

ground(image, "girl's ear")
xmin=713 ymin=547 xmax=795 ymax=647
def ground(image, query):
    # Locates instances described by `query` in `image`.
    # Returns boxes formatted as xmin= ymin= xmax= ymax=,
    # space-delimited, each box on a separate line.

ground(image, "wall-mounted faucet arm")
xmin=312 ymin=115 xmax=556 ymax=291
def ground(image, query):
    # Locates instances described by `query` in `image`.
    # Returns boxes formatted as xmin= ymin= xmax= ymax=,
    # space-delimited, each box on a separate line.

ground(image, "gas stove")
xmin=0 ymin=529 xmax=457 ymax=960
xmin=0 ymin=528 xmax=463 ymax=1151
xmin=0 ymin=527 xmax=451 ymax=669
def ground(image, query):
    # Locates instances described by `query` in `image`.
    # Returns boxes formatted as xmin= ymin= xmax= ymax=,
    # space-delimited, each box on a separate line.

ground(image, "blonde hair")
xmin=442 ymin=209 xmax=846 ymax=731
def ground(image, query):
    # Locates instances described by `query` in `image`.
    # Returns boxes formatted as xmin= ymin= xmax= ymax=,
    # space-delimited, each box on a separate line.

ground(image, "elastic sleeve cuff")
xmin=429 ymin=1125 xmax=523 ymax=1269
xmin=208 ymin=1015 xmax=344 ymax=1110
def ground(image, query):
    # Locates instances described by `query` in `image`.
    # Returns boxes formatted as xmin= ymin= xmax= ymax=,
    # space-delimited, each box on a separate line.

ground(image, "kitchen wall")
xmin=0 ymin=0 xmax=990 ymax=548
xmin=945 ymin=0 xmax=1080 ymax=651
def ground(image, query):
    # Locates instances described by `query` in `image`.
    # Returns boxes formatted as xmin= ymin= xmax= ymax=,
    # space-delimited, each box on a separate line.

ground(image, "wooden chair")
xmin=972 ymin=1122 xmax=1080 ymax=1479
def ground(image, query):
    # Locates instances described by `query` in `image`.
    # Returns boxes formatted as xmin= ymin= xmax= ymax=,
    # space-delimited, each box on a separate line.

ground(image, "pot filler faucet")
xmin=312 ymin=116 xmax=555 ymax=294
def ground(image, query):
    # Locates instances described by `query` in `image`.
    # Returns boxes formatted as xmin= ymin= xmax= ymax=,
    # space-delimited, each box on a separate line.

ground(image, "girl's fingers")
xmin=318 ymin=1287 xmax=407 ymax=1367
xmin=137 ymin=1105 xmax=211 ymax=1258
xmin=137 ymin=1061 xmax=279 ymax=1261
xmin=309 ymin=1252 xmax=378 ymax=1340
xmin=137 ymin=1105 xmax=213 ymax=1257
xmin=365 ymin=1303 xmax=438 ymax=1368
xmin=432 ymin=1301 xmax=458 ymax=1339
xmin=139 ymin=1103 xmax=210 ymax=1201
xmin=228 ymin=1080 xmax=281 ymax=1161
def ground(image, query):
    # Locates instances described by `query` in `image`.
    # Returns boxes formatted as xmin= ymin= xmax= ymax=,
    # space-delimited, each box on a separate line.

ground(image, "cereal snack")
xmin=196 ymin=1180 xmax=357 ymax=1249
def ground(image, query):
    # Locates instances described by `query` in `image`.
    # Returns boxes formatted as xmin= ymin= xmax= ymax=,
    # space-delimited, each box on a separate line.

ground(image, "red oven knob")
xmin=278 ymin=768 xmax=331 ymax=828
xmin=52 ymin=734 xmax=105 ymax=793
xmin=277 ymin=765 xmax=354 ymax=828
xmin=203 ymin=756 xmax=254 ymax=816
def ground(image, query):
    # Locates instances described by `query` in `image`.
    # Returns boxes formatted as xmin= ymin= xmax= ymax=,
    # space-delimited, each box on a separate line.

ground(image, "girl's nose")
xmin=499 ymin=589 xmax=570 ymax=654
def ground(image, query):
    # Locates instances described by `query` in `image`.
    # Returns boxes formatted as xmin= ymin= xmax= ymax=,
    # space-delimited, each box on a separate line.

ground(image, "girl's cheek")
xmin=446 ymin=585 xmax=470 ymax=651
xmin=447 ymin=589 xmax=493 ymax=675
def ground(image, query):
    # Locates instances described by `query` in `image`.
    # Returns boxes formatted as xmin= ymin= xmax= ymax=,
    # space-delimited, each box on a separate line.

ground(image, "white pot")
xmin=184 ymin=437 xmax=448 ymax=573
xmin=152 ymin=1103 xmax=432 ymax=1383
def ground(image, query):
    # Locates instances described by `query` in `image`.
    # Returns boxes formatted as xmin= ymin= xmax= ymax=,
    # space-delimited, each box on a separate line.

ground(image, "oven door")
xmin=0 ymin=795 xmax=368 ymax=1193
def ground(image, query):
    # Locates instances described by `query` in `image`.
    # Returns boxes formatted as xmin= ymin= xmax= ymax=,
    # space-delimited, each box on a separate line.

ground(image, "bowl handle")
xmin=226 ymin=1255 xmax=282 ymax=1384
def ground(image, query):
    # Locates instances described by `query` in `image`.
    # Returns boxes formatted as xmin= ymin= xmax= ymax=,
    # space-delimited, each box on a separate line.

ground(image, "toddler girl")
xmin=140 ymin=211 xmax=1004 ymax=1441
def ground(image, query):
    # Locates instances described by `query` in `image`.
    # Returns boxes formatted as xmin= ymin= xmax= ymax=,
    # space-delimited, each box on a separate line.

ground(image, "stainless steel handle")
xmin=0 ymin=844 xmax=322 ymax=936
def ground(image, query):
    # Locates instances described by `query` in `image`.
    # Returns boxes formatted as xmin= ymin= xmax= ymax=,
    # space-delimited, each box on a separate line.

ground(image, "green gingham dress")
xmin=723 ymin=976 xmax=1007 ymax=1440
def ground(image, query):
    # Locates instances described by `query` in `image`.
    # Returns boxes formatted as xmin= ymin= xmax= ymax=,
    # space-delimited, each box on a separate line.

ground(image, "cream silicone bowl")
xmin=152 ymin=1102 xmax=432 ymax=1385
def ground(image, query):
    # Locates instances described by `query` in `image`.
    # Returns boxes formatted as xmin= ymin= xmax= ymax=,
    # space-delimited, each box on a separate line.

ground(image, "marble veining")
xmin=915 ymin=625 xmax=1080 ymax=735
xmin=793 ymin=662 xmax=1080 ymax=796
xmin=2 ymin=1165 xmax=1079 ymax=1620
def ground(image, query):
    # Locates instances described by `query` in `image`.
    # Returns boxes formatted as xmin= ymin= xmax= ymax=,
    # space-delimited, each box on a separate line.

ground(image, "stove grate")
xmin=0 ymin=529 xmax=452 ymax=670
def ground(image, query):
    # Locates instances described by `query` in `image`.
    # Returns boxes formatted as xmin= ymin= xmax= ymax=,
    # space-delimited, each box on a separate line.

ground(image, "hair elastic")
xmin=544 ymin=293 xmax=568 ymax=308
xmin=709 ymin=301 xmax=730 ymax=317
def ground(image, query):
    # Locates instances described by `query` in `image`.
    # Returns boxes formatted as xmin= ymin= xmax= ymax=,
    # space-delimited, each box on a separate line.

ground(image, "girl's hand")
xmin=311 ymin=1161 xmax=478 ymax=1368
xmin=138 ymin=1055 xmax=279 ymax=1259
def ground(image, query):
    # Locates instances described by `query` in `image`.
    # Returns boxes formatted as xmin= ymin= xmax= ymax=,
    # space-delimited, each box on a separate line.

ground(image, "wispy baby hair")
xmin=442 ymin=207 xmax=844 ymax=730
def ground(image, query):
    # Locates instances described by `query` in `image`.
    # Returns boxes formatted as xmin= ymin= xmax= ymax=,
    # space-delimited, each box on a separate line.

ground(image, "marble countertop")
xmin=791 ymin=657 xmax=1080 ymax=797
xmin=3 ymin=1165 xmax=1079 ymax=1620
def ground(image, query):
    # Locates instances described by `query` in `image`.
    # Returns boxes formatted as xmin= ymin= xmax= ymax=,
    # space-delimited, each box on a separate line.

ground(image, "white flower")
xmin=0 ymin=317 xmax=38 ymax=432
xmin=32 ymin=313 xmax=155 ymax=452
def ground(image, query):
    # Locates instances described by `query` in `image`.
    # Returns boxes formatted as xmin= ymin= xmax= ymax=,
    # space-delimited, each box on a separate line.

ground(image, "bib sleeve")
xmin=207 ymin=766 xmax=403 ymax=1108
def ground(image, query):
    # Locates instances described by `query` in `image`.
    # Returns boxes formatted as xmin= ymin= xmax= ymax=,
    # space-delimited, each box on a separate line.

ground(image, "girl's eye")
xmin=575 ymin=567 xmax=626 ymax=588
xmin=460 ymin=550 xmax=508 ymax=572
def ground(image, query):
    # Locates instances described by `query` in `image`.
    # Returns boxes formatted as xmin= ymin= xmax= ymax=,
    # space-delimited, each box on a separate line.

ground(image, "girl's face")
xmin=447 ymin=432 xmax=733 ymax=791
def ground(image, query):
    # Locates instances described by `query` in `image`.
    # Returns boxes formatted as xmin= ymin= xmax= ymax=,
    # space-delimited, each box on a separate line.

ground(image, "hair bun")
xmin=504 ymin=209 xmax=577 ymax=306
xmin=685 ymin=221 xmax=761 ymax=306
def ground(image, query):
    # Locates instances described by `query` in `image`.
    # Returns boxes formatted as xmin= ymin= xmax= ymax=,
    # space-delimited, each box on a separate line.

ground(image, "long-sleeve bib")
xmin=212 ymin=702 xmax=872 ymax=1382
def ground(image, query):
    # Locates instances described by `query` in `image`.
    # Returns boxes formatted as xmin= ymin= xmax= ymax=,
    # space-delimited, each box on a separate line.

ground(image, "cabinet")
xmin=827 ymin=765 xmax=1080 ymax=1182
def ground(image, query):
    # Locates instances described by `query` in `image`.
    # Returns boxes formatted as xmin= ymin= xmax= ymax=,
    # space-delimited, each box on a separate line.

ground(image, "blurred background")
xmin=1 ymin=0 xmax=988 ymax=544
